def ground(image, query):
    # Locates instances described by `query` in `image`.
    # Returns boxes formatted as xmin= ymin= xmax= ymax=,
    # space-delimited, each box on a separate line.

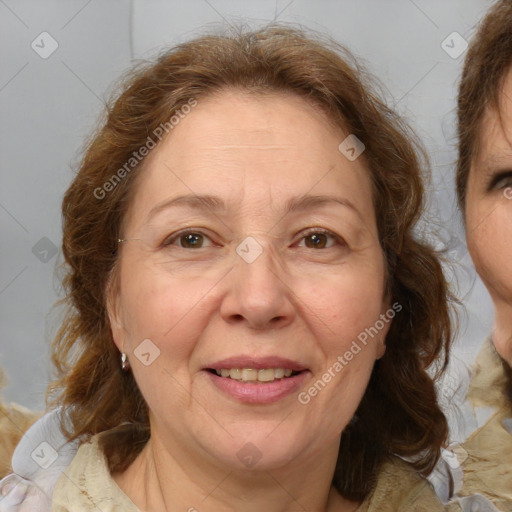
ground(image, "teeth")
xmin=258 ymin=369 xmax=275 ymax=382
xmin=241 ymin=369 xmax=258 ymax=381
xmin=214 ymin=368 xmax=298 ymax=382
xmin=274 ymin=368 xmax=284 ymax=379
xmin=230 ymin=368 xmax=241 ymax=380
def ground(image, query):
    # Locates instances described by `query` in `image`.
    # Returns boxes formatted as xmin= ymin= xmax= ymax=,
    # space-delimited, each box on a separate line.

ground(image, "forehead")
xmin=125 ymin=90 xmax=374 ymax=225
xmin=473 ymin=68 xmax=512 ymax=170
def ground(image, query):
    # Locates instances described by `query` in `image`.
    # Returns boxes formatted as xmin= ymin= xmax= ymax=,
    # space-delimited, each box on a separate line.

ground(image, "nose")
xmin=220 ymin=242 xmax=296 ymax=331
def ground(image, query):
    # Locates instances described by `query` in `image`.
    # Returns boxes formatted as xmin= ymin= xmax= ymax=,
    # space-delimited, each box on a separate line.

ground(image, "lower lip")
xmin=204 ymin=371 xmax=309 ymax=404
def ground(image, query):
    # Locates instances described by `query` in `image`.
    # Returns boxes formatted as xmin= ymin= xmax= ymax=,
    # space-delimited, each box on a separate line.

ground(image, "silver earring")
xmin=121 ymin=352 xmax=130 ymax=371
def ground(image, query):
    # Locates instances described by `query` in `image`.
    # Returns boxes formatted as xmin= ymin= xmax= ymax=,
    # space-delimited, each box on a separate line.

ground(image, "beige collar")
xmin=467 ymin=337 xmax=511 ymax=417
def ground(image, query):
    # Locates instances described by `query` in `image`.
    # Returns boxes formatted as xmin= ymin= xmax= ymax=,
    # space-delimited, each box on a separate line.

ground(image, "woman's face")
xmin=466 ymin=68 xmax=512 ymax=364
xmin=108 ymin=90 xmax=390 ymax=471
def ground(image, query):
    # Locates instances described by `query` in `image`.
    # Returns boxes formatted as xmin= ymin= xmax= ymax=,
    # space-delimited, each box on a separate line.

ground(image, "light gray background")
xmin=0 ymin=0 xmax=497 ymax=442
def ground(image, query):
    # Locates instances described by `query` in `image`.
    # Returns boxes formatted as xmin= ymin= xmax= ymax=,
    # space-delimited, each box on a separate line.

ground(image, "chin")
xmin=492 ymin=301 xmax=512 ymax=365
xmin=205 ymin=429 xmax=307 ymax=472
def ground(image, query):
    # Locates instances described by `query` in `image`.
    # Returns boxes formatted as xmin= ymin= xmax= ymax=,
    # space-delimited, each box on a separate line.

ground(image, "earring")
xmin=121 ymin=352 xmax=130 ymax=371
xmin=349 ymin=414 xmax=359 ymax=426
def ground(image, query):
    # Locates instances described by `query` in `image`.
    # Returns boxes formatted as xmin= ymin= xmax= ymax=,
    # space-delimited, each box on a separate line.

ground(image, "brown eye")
xmin=298 ymin=230 xmax=340 ymax=249
xmin=304 ymin=233 xmax=329 ymax=249
xmin=163 ymin=230 xmax=213 ymax=249
xmin=180 ymin=233 xmax=204 ymax=248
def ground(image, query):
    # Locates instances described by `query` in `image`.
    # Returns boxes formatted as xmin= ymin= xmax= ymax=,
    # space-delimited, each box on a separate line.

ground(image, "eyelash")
xmin=487 ymin=170 xmax=512 ymax=192
xmin=162 ymin=228 xmax=344 ymax=249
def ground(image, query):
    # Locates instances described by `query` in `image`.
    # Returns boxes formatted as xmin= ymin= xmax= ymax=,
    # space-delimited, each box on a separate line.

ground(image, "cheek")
xmin=117 ymin=261 xmax=215 ymax=358
xmin=298 ymin=259 xmax=387 ymax=334
xmin=117 ymin=266 xmax=218 ymax=411
xmin=467 ymin=206 xmax=512 ymax=299
xmin=298 ymin=330 xmax=379 ymax=437
xmin=289 ymin=263 xmax=388 ymax=411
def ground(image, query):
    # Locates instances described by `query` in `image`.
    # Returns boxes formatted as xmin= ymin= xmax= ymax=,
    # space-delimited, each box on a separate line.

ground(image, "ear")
xmin=105 ymin=268 xmax=125 ymax=353
xmin=375 ymin=298 xmax=395 ymax=360
xmin=376 ymin=333 xmax=387 ymax=359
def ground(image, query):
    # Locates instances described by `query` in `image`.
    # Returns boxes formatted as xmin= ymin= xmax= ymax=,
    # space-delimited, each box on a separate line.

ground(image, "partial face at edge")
xmin=107 ymin=89 xmax=391 ymax=471
xmin=466 ymin=67 xmax=512 ymax=364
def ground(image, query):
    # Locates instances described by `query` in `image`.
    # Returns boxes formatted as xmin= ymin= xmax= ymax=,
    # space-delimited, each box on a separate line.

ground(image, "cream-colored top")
xmin=459 ymin=338 xmax=512 ymax=511
xmin=357 ymin=458 xmax=459 ymax=511
xmin=52 ymin=434 xmax=455 ymax=511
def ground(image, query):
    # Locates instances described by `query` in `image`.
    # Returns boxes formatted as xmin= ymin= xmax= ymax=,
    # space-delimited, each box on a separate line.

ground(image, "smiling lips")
xmin=205 ymin=356 xmax=309 ymax=403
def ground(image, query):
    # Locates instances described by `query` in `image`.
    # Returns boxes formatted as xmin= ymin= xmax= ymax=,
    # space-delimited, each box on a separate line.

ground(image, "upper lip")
xmin=205 ymin=356 xmax=309 ymax=371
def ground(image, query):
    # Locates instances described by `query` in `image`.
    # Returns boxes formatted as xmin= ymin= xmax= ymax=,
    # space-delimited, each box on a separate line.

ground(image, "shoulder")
xmin=358 ymin=458 xmax=456 ymax=512
xmin=458 ymin=408 xmax=512 ymax=508
xmin=52 ymin=434 xmax=140 ymax=512
xmin=457 ymin=337 xmax=512 ymax=509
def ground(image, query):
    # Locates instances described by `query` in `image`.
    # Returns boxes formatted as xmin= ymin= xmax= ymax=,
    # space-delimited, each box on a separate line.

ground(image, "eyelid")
xmin=487 ymin=169 xmax=512 ymax=191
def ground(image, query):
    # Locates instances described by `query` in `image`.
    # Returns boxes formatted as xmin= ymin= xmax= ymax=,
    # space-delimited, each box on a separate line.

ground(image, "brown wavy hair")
xmin=48 ymin=24 xmax=453 ymax=501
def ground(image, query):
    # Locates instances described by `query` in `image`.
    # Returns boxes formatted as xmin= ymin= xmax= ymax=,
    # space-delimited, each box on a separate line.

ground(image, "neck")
xmin=113 ymin=431 xmax=360 ymax=512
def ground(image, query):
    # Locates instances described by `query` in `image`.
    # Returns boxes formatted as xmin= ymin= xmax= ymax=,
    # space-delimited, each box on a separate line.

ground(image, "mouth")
xmin=203 ymin=357 xmax=309 ymax=403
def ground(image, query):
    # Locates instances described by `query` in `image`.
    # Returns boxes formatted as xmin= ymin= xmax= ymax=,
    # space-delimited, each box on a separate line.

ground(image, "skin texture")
xmin=107 ymin=89 xmax=389 ymax=512
xmin=466 ymin=68 xmax=512 ymax=365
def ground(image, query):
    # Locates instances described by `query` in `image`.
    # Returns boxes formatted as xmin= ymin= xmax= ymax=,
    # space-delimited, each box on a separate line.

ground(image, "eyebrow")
xmin=480 ymin=151 xmax=512 ymax=170
xmin=147 ymin=193 xmax=363 ymax=221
